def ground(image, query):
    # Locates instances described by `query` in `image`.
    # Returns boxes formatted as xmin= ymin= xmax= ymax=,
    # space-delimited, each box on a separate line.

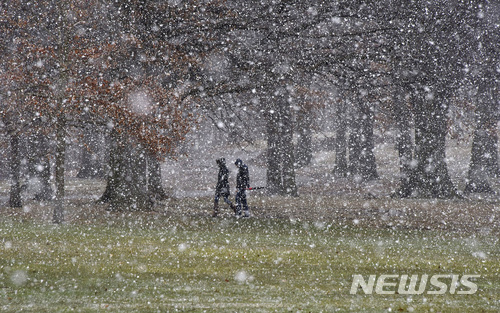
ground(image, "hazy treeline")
xmin=0 ymin=1 xmax=499 ymax=219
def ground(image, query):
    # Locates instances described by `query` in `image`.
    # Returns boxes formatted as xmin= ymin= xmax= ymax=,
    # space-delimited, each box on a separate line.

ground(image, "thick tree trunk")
xmin=265 ymin=91 xmax=298 ymax=197
xmin=98 ymin=137 xmax=118 ymax=204
xmin=465 ymin=126 xmax=494 ymax=193
xmin=393 ymin=90 xmax=414 ymax=197
xmin=347 ymin=100 xmax=378 ymax=181
xmin=280 ymin=100 xmax=298 ymax=196
xmin=98 ymin=130 xmax=152 ymax=211
xmin=296 ymin=109 xmax=313 ymax=168
xmin=348 ymin=113 xmax=362 ymax=177
xmin=484 ymin=131 xmax=500 ymax=178
xmin=266 ymin=106 xmax=283 ymax=195
xmin=465 ymin=86 xmax=498 ymax=193
xmin=397 ymin=91 xmax=458 ymax=198
xmin=333 ymin=100 xmax=348 ymax=177
xmin=147 ymin=152 xmax=168 ymax=200
xmin=357 ymin=102 xmax=378 ymax=180
xmin=9 ymin=134 xmax=22 ymax=208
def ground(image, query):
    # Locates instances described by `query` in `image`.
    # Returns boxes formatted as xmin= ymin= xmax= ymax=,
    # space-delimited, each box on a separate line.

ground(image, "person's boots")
xmin=212 ymin=204 xmax=219 ymax=217
xmin=230 ymin=204 xmax=237 ymax=214
xmin=235 ymin=205 xmax=242 ymax=217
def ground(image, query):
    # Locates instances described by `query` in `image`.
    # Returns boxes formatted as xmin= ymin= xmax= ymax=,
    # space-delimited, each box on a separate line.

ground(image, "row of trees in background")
xmin=204 ymin=0 xmax=499 ymax=198
xmin=1 ymin=1 xmax=499 ymax=218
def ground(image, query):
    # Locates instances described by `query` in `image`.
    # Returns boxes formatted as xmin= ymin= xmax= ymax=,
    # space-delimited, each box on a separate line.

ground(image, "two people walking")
xmin=213 ymin=158 xmax=250 ymax=218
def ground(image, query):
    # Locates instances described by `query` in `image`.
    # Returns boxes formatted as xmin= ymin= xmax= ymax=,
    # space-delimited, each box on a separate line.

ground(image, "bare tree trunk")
xmin=9 ymin=134 xmax=22 ymax=208
xmin=98 ymin=130 xmax=152 ymax=211
xmin=265 ymin=91 xmax=298 ymax=197
xmin=280 ymin=100 xmax=298 ymax=197
xmin=479 ymin=85 xmax=499 ymax=177
xmin=392 ymin=89 xmax=414 ymax=197
xmin=266 ymin=106 xmax=283 ymax=195
xmin=484 ymin=131 xmax=500 ymax=177
xmin=53 ymin=116 xmax=66 ymax=224
xmin=465 ymin=86 xmax=498 ymax=193
xmin=296 ymin=109 xmax=312 ymax=167
xmin=347 ymin=96 xmax=378 ymax=181
xmin=53 ymin=1 xmax=67 ymax=224
xmin=348 ymin=107 xmax=362 ymax=177
xmin=357 ymin=102 xmax=378 ymax=180
xmin=98 ymin=133 xmax=118 ymax=204
xmin=333 ymin=100 xmax=348 ymax=177
xmin=465 ymin=126 xmax=494 ymax=193
xmin=147 ymin=152 xmax=168 ymax=200
xmin=397 ymin=91 xmax=458 ymax=198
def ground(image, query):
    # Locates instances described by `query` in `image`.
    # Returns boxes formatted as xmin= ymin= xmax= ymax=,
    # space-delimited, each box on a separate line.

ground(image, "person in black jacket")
xmin=213 ymin=158 xmax=236 ymax=217
xmin=235 ymin=158 xmax=250 ymax=217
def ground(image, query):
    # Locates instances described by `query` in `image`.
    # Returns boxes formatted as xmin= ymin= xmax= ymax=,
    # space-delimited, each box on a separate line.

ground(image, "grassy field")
xmin=0 ymin=211 xmax=498 ymax=312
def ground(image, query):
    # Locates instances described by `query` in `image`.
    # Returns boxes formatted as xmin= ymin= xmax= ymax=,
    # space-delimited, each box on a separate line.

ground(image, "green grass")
xmin=0 ymin=215 xmax=499 ymax=312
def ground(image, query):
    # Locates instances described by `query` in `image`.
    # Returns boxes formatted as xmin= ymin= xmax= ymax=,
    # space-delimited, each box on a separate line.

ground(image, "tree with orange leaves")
xmin=1 ymin=0 xmax=215 ymax=217
xmin=2 ymin=0 xmax=240 ymax=216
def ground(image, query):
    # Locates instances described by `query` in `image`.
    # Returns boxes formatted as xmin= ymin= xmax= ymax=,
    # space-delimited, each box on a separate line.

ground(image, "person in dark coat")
xmin=213 ymin=158 xmax=236 ymax=217
xmin=235 ymin=158 xmax=250 ymax=217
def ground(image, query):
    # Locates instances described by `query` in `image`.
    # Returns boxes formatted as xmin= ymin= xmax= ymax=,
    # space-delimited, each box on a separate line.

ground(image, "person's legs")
xmin=223 ymin=195 xmax=232 ymax=205
xmin=223 ymin=195 xmax=237 ymax=214
xmin=235 ymin=190 xmax=243 ymax=216
xmin=241 ymin=191 xmax=250 ymax=217
xmin=213 ymin=194 xmax=220 ymax=217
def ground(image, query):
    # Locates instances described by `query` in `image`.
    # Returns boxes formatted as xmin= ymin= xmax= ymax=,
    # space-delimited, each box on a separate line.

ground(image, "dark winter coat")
xmin=216 ymin=159 xmax=230 ymax=196
xmin=236 ymin=164 xmax=250 ymax=190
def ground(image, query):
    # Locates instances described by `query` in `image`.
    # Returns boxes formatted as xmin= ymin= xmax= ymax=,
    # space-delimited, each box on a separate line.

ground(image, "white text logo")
xmin=350 ymin=274 xmax=480 ymax=295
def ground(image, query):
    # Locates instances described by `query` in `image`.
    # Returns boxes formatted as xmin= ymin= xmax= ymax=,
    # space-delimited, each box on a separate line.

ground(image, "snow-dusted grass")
xmin=1 ymin=126 xmax=499 ymax=311
xmin=0 ymin=215 xmax=498 ymax=312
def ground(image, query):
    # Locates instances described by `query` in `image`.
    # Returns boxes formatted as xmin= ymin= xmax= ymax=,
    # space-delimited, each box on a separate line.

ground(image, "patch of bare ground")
xmin=2 ymin=195 xmax=497 ymax=236
xmin=173 ymin=193 xmax=498 ymax=234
